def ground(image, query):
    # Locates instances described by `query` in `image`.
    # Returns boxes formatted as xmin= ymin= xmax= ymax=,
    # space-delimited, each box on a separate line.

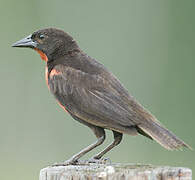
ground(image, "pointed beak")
xmin=12 ymin=35 xmax=37 ymax=48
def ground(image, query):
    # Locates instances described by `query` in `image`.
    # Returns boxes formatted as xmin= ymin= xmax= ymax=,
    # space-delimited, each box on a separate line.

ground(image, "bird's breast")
xmin=45 ymin=66 xmax=49 ymax=87
xmin=45 ymin=67 xmax=61 ymax=91
xmin=45 ymin=66 xmax=69 ymax=113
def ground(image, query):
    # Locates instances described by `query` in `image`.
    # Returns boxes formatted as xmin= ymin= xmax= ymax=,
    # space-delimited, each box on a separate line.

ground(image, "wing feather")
xmin=48 ymin=65 xmax=137 ymax=129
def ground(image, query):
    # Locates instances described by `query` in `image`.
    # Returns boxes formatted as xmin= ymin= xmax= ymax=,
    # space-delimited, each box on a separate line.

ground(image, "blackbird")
xmin=12 ymin=28 xmax=190 ymax=165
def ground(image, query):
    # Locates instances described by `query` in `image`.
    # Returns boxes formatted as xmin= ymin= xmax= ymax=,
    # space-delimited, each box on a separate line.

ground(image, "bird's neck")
xmin=46 ymin=48 xmax=80 ymax=73
xmin=47 ymin=41 xmax=79 ymax=60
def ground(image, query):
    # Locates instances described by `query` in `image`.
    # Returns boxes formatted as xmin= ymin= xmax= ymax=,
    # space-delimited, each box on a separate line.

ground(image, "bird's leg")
xmin=65 ymin=136 xmax=105 ymax=164
xmin=53 ymin=127 xmax=105 ymax=166
xmin=91 ymin=131 xmax=123 ymax=160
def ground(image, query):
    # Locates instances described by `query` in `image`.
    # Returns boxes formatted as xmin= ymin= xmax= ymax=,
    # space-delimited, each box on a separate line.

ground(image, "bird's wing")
xmin=48 ymin=64 xmax=141 ymax=129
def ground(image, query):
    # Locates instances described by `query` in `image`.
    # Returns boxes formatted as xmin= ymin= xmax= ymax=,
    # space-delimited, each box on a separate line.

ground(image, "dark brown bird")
xmin=12 ymin=28 xmax=191 ymax=165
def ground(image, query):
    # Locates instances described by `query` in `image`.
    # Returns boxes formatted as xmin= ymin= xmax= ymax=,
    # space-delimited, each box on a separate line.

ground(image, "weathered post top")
xmin=39 ymin=163 xmax=192 ymax=180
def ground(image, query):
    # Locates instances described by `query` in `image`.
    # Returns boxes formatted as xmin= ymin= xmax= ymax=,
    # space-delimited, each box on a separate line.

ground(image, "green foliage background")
xmin=1 ymin=0 xmax=194 ymax=179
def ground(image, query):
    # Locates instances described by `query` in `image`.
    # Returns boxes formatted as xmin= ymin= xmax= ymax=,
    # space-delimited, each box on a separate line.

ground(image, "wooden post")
xmin=39 ymin=163 xmax=192 ymax=180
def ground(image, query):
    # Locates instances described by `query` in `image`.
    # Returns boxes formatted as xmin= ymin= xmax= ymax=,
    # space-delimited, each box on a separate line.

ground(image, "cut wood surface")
xmin=39 ymin=163 xmax=192 ymax=180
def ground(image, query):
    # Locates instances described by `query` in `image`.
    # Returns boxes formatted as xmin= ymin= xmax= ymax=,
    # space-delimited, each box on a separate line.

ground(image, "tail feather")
xmin=138 ymin=121 xmax=191 ymax=150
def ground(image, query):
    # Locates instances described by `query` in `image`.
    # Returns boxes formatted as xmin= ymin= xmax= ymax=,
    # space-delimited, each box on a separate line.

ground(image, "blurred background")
xmin=1 ymin=0 xmax=194 ymax=179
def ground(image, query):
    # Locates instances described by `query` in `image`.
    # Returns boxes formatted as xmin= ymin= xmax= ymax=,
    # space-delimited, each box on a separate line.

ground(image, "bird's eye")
xmin=39 ymin=34 xmax=45 ymax=39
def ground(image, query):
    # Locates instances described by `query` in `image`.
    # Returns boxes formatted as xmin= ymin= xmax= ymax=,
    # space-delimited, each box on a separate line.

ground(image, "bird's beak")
xmin=12 ymin=35 xmax=37 ymax=48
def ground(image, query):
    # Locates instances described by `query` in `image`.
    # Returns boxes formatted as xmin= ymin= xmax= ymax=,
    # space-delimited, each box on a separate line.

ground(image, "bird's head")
xmin=12 ymin=28 xmax=78 ymax=62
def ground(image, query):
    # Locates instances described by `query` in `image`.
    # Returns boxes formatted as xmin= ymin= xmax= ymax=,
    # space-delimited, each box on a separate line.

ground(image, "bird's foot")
xmin=84 ymin=157 xmax=111 ymax=164
xmin=51 ymin=157 xmax=111 ymax=166
xmin=51 ymin=159 xmax=78 ymax=166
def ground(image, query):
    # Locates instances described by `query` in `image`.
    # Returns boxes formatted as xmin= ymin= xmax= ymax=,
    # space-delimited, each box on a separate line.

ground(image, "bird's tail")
xmin=138 ymin=120 xmax=191 ymax=150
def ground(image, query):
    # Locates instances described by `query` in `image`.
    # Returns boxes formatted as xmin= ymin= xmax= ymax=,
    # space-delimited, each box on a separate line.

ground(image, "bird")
xmin=12 ymin=28 xmax=191 ymax=165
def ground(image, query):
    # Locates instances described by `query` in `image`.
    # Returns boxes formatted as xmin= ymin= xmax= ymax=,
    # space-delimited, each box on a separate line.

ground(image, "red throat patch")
xmin=35 ymin=48 xmax=48 ymax=62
